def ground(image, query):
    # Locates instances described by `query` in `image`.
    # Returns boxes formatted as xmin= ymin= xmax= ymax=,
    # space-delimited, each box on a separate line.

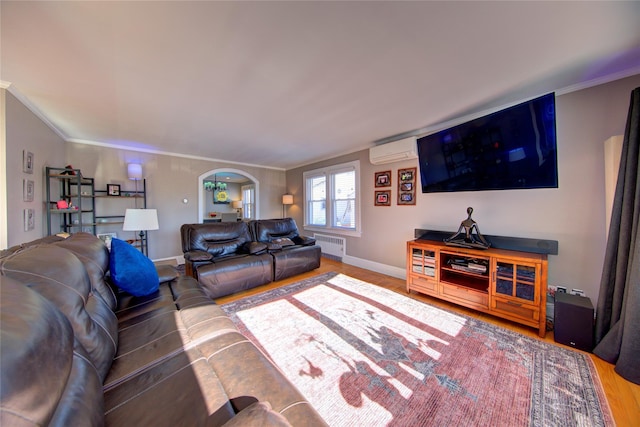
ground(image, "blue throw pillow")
xmin=109 ymin=238 xmax=159 ymax=296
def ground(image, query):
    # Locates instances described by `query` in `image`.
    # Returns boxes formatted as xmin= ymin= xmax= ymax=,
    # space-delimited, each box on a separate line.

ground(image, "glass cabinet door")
xmin=495 ymin=260 xmax=537 ymax=302
xmin=412 ymin=248 xmax=436 ymax=277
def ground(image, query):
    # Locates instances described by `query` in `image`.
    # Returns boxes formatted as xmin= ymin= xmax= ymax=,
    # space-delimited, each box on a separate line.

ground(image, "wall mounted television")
xmin=417 ymin=93 xmax=558 ymax=193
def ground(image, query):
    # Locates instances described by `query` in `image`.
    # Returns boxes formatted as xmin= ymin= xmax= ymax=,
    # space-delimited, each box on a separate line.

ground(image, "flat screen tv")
xmin=417 ymin=93 xmax=558 ymax=193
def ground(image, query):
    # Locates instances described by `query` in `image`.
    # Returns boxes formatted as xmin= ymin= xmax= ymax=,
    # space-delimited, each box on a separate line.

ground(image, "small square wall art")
xmin=397 ymin=167 xmax=416 ymax=206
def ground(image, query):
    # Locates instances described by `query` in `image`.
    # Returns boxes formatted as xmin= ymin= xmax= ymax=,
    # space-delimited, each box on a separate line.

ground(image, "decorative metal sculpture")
xmin=444 ymin=207 xmax=491 ymax=249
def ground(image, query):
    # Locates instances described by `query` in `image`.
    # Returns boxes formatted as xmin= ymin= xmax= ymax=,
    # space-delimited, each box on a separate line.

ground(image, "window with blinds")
xmin=241 ymin=185 xmax=255 ymax=220
xmin=303 ymin=160 xmax=360 ymax=236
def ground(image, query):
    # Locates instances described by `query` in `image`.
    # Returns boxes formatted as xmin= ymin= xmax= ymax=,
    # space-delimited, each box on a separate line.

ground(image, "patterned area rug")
xmin=221 ymin=272 xmax=613 ymax=426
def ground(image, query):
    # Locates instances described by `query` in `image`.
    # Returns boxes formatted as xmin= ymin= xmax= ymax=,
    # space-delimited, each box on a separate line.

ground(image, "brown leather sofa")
xmin=181 ymin=219 xmax=321 ymax=298
xmin=180 ymin=221 xmax=274 ymax=299
xmin=251 ymin=218 xmax=321 ymax=281
xmin=0 ymin=233 xmax=327 ymax=426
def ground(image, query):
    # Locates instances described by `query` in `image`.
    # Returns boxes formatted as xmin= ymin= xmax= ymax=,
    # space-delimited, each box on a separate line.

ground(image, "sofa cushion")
xmin=182 ymin=222 xmax=254 ymax=256
xmin=104 ymin=347 xmax=237 ymax=426
xmin=0 ymin=244 xmax=118 ymax=382
xmin=223 ymin=402 xmax=292 ymax=427
xmin=0 ymin=277 xmax=104 ymax=426
xmin=105 ymin=294 xmax=240 ymax=391
xmin=252 ymin=218 xmax=302 ymax=243
xmin=246 ymin=241 xmax=268 ymax=255
xmin=272 ymin=237 xmax=295 ymax=247
xmin=109 ymin=238 xmax=159 ymax=297
xmin=156 ymin=264 xmax=179 ymax=284
xmin=196 ymin=253 xmax=273 ymax=299
xmin=201 ymin=337 xmax=322 ymax=426
xmin=53 ymin=232 xmax=117 ymax=310
xmin=271 ymin=245 xmax=322 ymax=281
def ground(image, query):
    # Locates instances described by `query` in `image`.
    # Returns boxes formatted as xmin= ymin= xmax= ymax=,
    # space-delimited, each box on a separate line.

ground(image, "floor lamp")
xmin=282 ymin=194 xmax=293 ymax=218
xmin=123 ymin=208 xmax=159 ymax=257
xmin=127 ymin=163 xmax=142 ymax=207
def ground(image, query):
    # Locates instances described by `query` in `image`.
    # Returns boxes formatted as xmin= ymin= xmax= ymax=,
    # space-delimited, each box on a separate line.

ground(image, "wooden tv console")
xmin=407 ymin=239 xmax=548 ymax=337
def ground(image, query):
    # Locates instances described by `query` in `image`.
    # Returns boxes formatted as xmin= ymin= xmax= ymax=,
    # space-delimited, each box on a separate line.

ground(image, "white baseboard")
xmin=153 ymin=255 xmax=184 ymax=265
xmin=342 ymin=255 xmax=406 ymax=280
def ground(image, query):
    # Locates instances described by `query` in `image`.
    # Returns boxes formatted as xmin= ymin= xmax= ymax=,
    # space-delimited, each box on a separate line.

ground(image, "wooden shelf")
xmin=407 ymin=239 xmax=548 ymax=337
xmin=440 ymin=273 xmax=488 ymax=293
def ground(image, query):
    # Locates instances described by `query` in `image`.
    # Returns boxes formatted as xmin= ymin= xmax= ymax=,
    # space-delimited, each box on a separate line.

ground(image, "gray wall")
xmin=287 ymin=74 xmax=640 ymax=304
xmin=4 ymin=90 xmax=66 ymax=246
xmin=2 ymin=86 xmax=287 ymax=259
xmin=64 ymin=143 xmax=286 ymax=260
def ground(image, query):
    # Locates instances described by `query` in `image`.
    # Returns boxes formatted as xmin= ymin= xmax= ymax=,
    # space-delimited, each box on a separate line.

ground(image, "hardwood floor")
xmin=215 ymin=257 xmax=640 ymax=426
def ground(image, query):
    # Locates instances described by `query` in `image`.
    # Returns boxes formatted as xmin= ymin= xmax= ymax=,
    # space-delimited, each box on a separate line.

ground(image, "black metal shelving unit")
xmin=46 ymin=166 xmax=95 ymax=235
xmin=94 ymin=179 xmax=148 ymax=255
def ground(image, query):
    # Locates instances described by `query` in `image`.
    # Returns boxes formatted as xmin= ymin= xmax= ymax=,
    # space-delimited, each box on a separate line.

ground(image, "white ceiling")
xmin=2 ymin=1 xmax=639 ymax=170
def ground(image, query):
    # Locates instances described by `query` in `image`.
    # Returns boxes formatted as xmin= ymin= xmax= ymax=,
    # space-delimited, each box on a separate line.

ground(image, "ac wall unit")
xmin=369 ymin=136 xmax=418 ymax=165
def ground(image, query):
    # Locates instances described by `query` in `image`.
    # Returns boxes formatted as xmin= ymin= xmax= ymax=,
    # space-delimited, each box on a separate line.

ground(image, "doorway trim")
xmin=198 ymin=168 xmax=260 ymax=223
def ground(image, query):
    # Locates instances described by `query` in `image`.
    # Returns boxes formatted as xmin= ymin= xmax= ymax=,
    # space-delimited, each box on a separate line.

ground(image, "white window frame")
xmin=303 ymin=160 xmax=361 ymax=237
xmin=241 ymin=184 xmax=255 ymax=220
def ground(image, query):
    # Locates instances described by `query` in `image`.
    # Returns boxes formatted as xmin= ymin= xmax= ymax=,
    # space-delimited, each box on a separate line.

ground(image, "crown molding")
xmin=555 ymin=66 xmax=640 ymax=96
xmin=378 ymin=66 xmax=640 ymax=144
xmin=2 ymin=79 xmax=284 ymax=171
xmin=66 ymin=138 xmax=286 ymax=171
xmin=6 ymin=65 xmax=639 ymax=173
xmin=1 ymin=81 xmax=68 ymax=141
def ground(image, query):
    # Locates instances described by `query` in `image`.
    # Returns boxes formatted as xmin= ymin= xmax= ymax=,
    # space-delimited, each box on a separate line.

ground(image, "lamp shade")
xmin=231 ymin=200 xmax=243 ymax=209
xmin=282 ymin=194 xmax=294 ymax=205
xmin=127 ymin=163 xmax=143 ymax=181
xmin=122 ymin=209 xmax=159 ymax=231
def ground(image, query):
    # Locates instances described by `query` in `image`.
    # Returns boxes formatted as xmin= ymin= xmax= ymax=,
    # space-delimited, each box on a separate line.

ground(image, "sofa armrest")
xmin=293 ymin=235 xmax=316 ymax=246
xmin=266 ymin=242 xmax=282 ymax=252
xmin=241 ymin=241 xmax=268 ymax=255
xmin=222 ymin=402 xmax=292 ymax=427
xmin=184 ymin=250 xmax=214 ymax=262
xmin=156 ymin=264 xmax=179 ymax=284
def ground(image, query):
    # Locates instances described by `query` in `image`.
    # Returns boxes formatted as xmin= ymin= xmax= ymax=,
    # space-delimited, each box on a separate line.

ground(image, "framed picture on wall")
xmin=375 ymin=190 xmax=391 ymax=207
xmin=23 ymin=179 xmax=34 ymax=202
xmin=107 ymin=184 xmax=121 ymax=196
xmin=374 ymin=170 xmax=392 ymax=188
xmin=397 ymin=167 xmax=416 ymax=206
xmin=214 ymin=189 xmax=230 ymax=204
xmin=23 ymin=208 xmax=35 ymax=231
xmin=23 ymin=150 xmax=34 ymax=174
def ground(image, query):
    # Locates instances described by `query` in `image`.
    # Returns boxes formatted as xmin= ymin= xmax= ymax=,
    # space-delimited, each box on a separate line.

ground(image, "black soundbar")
xmin=414 ymin=229 xmax=558 ymax=255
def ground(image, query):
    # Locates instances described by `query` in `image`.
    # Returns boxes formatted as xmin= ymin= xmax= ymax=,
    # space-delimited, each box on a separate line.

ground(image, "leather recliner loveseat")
xmin=180 ymin=221 xmax=274 ymax=299
xmin=251 ymin=218 xmax=322 ymax=281
xmin=0 ymin=233 xmax=327 ymax=426
xmin=181 ymin=218 xmax=321 ymax=299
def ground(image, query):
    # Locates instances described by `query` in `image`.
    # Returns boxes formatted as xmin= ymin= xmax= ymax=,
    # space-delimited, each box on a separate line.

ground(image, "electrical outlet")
xmin=556 ymin=286 xmax=567 ymax=293
xmin=570 ymin=289 xmax=586 ymax=297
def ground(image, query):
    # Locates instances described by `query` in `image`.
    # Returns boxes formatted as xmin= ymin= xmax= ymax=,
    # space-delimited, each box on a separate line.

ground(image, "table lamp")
xmin=123 ymin=208 xmax=159 ymax=256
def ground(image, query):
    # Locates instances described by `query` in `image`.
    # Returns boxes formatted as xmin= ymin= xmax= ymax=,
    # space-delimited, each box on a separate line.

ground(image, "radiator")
xmin=314 ymin=233 xmax=346 ymax=258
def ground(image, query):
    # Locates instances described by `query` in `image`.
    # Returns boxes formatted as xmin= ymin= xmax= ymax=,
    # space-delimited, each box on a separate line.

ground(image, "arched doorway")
xmin=197 ymin=168 xmax=260 ymax=223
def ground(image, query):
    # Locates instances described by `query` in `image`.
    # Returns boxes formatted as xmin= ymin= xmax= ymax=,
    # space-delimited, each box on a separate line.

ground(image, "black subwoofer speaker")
xmin=554 ymin=292 xmax=594 ymax=352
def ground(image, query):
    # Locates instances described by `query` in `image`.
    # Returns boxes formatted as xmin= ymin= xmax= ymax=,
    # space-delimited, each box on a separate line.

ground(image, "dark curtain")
xmin=593 ymin=87 xmax=640 ymax=385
